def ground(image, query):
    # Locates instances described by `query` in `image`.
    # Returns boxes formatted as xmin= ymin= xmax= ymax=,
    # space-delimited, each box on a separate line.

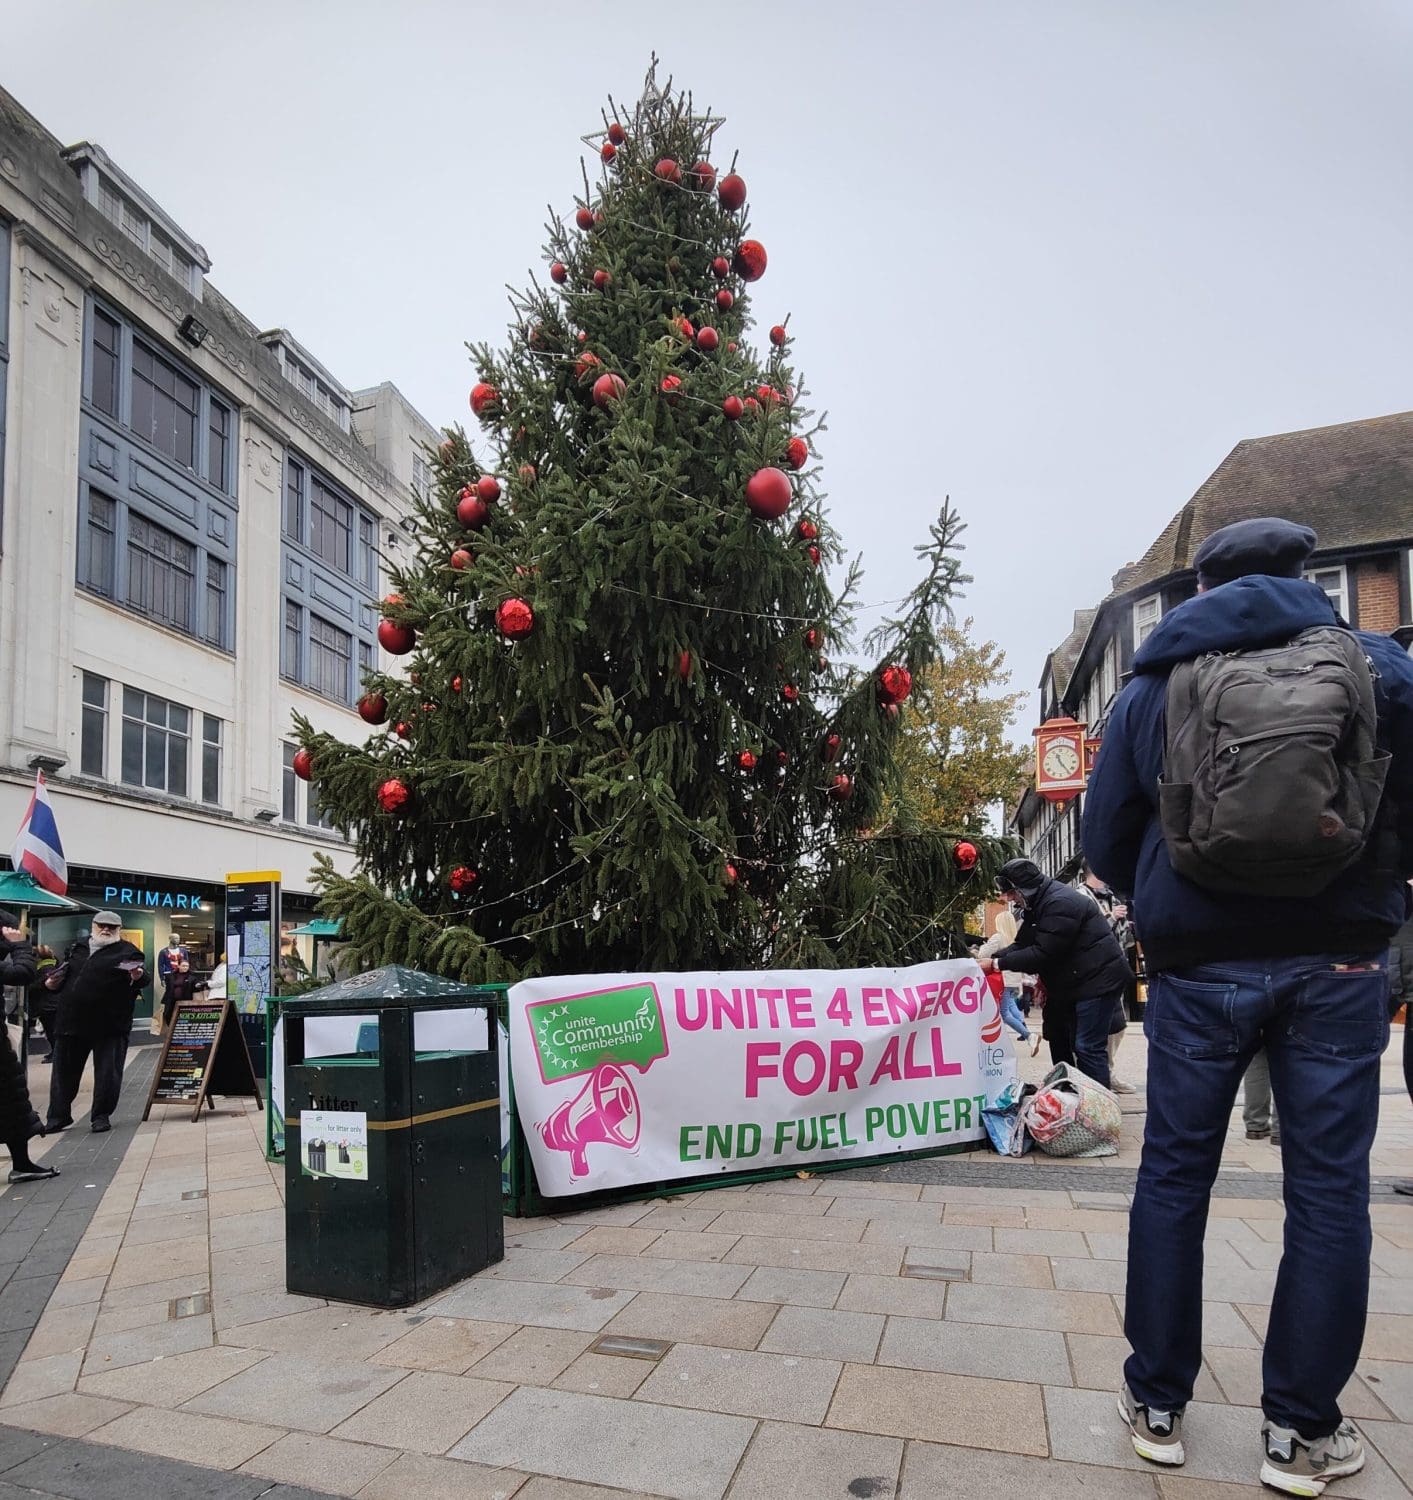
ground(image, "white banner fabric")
xmin=509 ymin=960 xmax=1015 ymax=1198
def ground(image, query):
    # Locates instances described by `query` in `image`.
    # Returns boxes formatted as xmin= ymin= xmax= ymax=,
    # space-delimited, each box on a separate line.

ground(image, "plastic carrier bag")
xmin=982 ymin=1080 xmax=1036 ymax=1156
xmin=1020 ymin=1062 xmax=1121 ymax=1158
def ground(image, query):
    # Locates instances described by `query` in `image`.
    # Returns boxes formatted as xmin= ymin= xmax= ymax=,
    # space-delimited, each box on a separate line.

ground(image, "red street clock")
xmin=1034 ymin=716 xmax=1088 ymax=803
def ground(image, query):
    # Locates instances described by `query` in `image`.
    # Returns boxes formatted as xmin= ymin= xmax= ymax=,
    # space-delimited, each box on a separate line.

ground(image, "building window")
xmin=307 ymin=781 xmax=337 ymax=831
xmin=308 ymin=614 xmax=352 ymax=702
xmin=1305 ymin=564 xmax=1348 ymax=620
xmin=0 ymin=220 xmax=7 ymax=532
xmin=1100 ymin=637 xmax=1119 ymax=708
xmin=1133 ymin=595 xmax=1162 ymax=649
xmin=282 ymin=742 xmax=299 ymax=822
xmin=131 ymin=341 xmax=200 ymax=470
xmin=284 ymin=457 xmax=305 ymax=539
xmin=90 ymin=308 xmax=121 ymax=419
xmin=204 ymin=557 xmax=228 ymax=649
xmin=120 ymin=687 xmax=189 ymax=797
xmin=208 ymin=399 xmax=230 ymax=490
xmin=80 ymin=673 xmax=108 ymax=777
xmin=201 ymin=715 xmax=222 ymax=806
xmin=412 ymin=453 xmax=433 ymax=501
xmin=83 ymin=492 xmax=118 ymax=598
xmin=359 ymin=514 xmax=378 ymax=590
xmin=282 ymin=600 xmax=302 ymax=681
xmin=310 ymin=477 xmax=352 ymax=573
xmin=126 ymin=512 xmax=196 ymax=634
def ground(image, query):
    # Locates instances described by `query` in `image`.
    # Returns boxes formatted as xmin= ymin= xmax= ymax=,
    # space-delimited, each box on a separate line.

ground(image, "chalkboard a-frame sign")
xmin=143 ymin=998 xmax=264 ymax=1122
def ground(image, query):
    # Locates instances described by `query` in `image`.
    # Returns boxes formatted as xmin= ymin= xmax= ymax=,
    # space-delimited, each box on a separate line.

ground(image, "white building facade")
xmin=0 ymin=89 xmax=439 ymax=1000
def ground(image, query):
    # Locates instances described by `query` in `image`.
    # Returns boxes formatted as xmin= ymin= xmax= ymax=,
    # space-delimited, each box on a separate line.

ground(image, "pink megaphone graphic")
xmin=539 ymin=1061 xmax=642 ymax=1179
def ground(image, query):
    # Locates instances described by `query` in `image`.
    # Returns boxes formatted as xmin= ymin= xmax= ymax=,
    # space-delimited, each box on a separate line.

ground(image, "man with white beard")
xmin=45 ymin=912 xmax=148 ymax=1134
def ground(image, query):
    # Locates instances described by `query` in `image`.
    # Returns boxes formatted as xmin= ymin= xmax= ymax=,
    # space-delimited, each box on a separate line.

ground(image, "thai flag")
xmin=11 ymin=772 xmax=67 ymax=895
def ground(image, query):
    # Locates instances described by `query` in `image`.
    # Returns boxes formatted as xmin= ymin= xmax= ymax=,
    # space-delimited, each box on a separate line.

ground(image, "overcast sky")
xmin=6 ymin=0 xmax=1411 ymax=723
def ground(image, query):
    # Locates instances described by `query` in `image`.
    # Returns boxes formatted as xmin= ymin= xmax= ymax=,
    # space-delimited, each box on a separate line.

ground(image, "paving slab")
xmin=898 ymin=1439 xmax=1159 ymax=1499
xmin=79 ymin=1344 xmax=267 ymax=1406
xmin=355 ymin=1450 xmax=528 ymax=1500
xmin=878 ymin=1314 xmax=1072 ymax=1385
xmin=80 ymin=1311 xmax=214 ymax=1373
xmin=827 ymin=1362 xmax=1048 ymax=1455
xmin=483 ymin=1250 xmax=591 ymax=1284
xmin=369 ymin=1316 xmax=519 ymax=1374
xmin=1362 ymin=1359 xmax=1413 ymax=1422
xmin=185 ymin=1351 xmax=407 ymax=1433
xmin=449 ymin=1385 xmax=755 ymax=1500
xmin=732 ymin=1266 xmax=845 ymax=1308
xmin=602 ymin=1290 xmax=777 ymax=1351
xmin=239 ymin=1430 xmax=396 ymax=1496
xmin=633 ymin=1343 xmax=841 ymax=1423
xmin=2 ymin=1429 xmax=281 ymax=1500
xmin=860 ymin=1218 xmax=993 ymax=1251
xmin=944 ymin=1281 xmax=1121 ymax=1335
xmin=724 ymin=1237 xmax=904 ymax=1276
xmin=835 ymin=1272 xmax=950 ymax=1320
xmin=217 ymin=1304 xmax=411 ymax=1360
xmin=553 ymin=1351 xmax=654 ymax=1398
xmin=86 ymin=1405 xmax=284 ymax=1469
xmin=1043 ymin=1386 xmax=1410 ymax=1498
xmin=468 ymin=1327 xmax=595 ymax=1385
xmin=330 ymin=1369 xmax=514 ymax=1453
xmin=427 ymin=1278 xmax=636 ymax=1333
xmin=758 ymin=1305 xmax=884 ymax=1363
xmin=0 ymin=1392 xmax=132 ymax=1438
xmin=726 ymin=1420 xmax=903 ymax=1499
xmin=560 ymin=1255 xmax=751 ymax=1298
xmin=968 ymin=1251 xmax=1055 ymax=1288
xmin=640 ymin=1231 xmax=742 ymax=1263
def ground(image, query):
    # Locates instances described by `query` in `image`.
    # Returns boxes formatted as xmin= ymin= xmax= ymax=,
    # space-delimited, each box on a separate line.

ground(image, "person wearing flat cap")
xmin=1082 ymin=516 xmax=1413 ymax=1490
xmin=44 ymin=910 xmax=148 ymax=1136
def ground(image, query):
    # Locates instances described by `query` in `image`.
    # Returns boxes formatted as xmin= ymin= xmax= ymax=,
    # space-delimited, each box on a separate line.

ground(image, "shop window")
xmin=120 ymin=687 xmax=190 ymax=797
xmin=80 ymin=673 xmax=108 ymax=777
xmin=201 ymin=715 xmax=222 ymax=806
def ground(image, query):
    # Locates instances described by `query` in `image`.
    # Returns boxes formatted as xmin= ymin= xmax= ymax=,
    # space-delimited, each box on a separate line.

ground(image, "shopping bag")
xmin=982 ymin=1080 xmax=1035 ymax=1156
xmin=1020 ymin=1062 xmax=1121 ymax=1157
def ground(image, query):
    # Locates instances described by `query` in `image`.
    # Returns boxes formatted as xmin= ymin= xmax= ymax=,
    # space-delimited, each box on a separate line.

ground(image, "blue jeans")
xmin=1000 ymin=987 xmax=1030 ymax=1041
xmin=1074 ymin=991 xmax=1119 ymax=1088
xmin=1125 ymin=953 xmax=1389 ymax=1437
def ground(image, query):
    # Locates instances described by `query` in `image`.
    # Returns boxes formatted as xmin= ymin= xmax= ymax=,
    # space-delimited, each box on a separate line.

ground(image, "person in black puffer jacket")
xmin=983 ymin=858 xmax=1130 ymax=1087
xmin=0 ymin=911 xmax=58 ymax=1182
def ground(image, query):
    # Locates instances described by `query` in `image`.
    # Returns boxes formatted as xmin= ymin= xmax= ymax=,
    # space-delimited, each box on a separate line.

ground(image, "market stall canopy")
xmin=286 ymin=918 xmax=344 ymax=938
xmin=0 ymin=871 xmax=91 ymax=912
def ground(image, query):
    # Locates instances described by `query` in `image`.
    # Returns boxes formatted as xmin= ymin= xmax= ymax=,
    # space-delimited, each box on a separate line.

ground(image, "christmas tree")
xmin=295 ymin=66 xmax=1010 ymax=983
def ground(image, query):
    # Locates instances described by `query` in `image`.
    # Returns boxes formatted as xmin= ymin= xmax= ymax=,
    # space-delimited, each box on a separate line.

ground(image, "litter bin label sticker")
xmin=300 ymin=1110 xmax=369 ymax=1181
xmin=525 ymin=982 xmax=669 ymax=1083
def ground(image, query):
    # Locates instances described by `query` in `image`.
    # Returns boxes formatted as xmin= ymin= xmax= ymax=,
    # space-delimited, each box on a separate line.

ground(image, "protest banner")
xmin=510 ymin=960 xmax=1014 ymax=1197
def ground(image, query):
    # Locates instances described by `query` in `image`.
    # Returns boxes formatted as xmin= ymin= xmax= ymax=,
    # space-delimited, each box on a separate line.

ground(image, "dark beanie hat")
xmin=0 ymin=910 xmax=19 ymax=928
xmin=1193 ymin=517 xmax=1317 ymax=587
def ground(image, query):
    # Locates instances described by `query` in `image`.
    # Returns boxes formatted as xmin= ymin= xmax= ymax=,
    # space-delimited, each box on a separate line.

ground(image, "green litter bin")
xmin=282 ymin=966 xmax=504 ymax=1307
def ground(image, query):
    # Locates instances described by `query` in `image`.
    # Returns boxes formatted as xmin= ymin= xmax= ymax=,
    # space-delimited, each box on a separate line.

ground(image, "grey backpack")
xmin=1159 ymin=627 xmax=1391 ymax=896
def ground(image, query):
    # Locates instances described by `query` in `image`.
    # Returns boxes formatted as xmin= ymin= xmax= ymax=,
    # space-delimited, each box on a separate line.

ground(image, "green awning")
xmin=286 ymin=919 xmax=344 ymax=937
xmin=0 ymin=872 xmax=91 ymax=912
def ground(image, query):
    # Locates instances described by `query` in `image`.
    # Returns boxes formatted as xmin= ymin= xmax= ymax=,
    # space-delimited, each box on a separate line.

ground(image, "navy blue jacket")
xmin=1082 ymin=575 xmax=1413 ymax=970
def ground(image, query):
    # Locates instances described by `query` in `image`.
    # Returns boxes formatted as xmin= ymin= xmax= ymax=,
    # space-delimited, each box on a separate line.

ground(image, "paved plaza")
xmin=0 ymin=1028 xmax=1406 ymax=1500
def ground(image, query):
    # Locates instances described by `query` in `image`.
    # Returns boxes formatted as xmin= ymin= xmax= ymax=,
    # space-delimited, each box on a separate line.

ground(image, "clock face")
xmin=1042 ymin=740 xmax=1081 ymax=780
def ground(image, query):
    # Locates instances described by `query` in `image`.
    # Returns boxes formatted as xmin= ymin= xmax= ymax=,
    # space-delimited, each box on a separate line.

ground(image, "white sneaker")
xmin=1111 ymin=1077 xmax=1136 ymax=1094
xmin=1260 ymin=1418 xmax=1365 ymax=1496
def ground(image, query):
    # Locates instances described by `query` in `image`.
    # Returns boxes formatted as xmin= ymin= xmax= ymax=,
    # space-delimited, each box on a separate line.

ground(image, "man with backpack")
xmin=1083 ymin=517 xmax=1413 ymax=1496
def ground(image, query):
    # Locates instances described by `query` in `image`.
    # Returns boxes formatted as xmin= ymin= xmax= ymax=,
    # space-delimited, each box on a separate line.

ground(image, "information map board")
xmin=225 ymin=869 xmax=280 ymax=1015
xmin=144 ymin=998 xmax=264 ymax=1121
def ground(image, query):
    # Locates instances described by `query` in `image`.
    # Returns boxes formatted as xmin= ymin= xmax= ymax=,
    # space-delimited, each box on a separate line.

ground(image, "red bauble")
xmin=549 ymin=261 xmax=567 ymax=284
xmin=422 ymin=701 xmax=437 ymax=715
xmin=757 ymin=384 xmax=782 ymax=405
xmin=678 ymin=650 xmax=693 ymax=681
xmin=593 ymin=268 xmax=612 ymax=290
xmin=688 ymin=160 xmax=716 ymax=191
xmin=829 ymin=773 xmax=854 ymax=802
xmin=377 ymin=618 xmax=415 ymax=654
xmin=457 ymin=494 xmax=490 ymax=530
xmin=777 ymin=750 xmax=790 ymax=766
xmin=824 ymin=733 xmax=842 ymax=762
xmin=785 ymin=437 xmax=809 ymax=471
xmin=735 ymin=750 xmax=758 ymax=773
xmin=797 ymin=518 xmax=819 ymax=541
xmin=722 ymin=395 xmax=744 ymax=421
xmin=745 ymin=466 xmax=792 ymax=520
xmin=575 ymin=205 xmax=595 ymax=230
xmin=879 ymin=664 xmax=913 ymax=704
xmin=695 ymin=326 xmax=719 ymax=352
xmin=600 ymin=141 xmax=617 ymax=163
xmin=770 ymin=324 xmax=787 ymax=346
xmin=517 ymin=464 xmax=537 ymax=486
xmin=724 ymin=861 xmax=738 ymax=888
xmin=743 ymin=396 xmax=760 ymax=415
xmin=450 ymin=548 xmax=473 ymax=570
xmin=394 ymin=721 xmax=412 ymax=740
xmin=476 ymin=474 xmax=501 ymax=503
xmin=953 ymin=840 xmax=980 ymax=873
xmin=495 ymin=597 xmax=535 ymax=640
xmin=377 ymin=778 xmax=410 ymax=813
xmin=710 ymin=255 xmax=731 ymax=279
xmin=575 ymin=351 xmax=602 ymax=382
xmin=449 ymin=865 xmax=479 ymax=894
xmin=607 ymin=121 xmax=626 ymax=146
xmin=782 ymin=684 xmax=799 ymax=703
xmin=718 ymin=173 xmax=747 ymax=211
xmin=733 ymin=240 xmax=767 ymax=281
xmin=676 ymin=317 xmax=694 ymax=341
xmin=591 ymin=372 xmax=626 ymax=408
xmin=451 ymin=674 xmax=463 ymax=693
xmin=469 ymin=382 xmax=500 ymax=418
xmin=660 ymin=375 xmax=683 ymax=404
xmin=715 ymin=289 xmax=734 ymax=312
xmin=804 ymin=628 xmax=820 ymax=649
xmin=807 ymin=544 xmax=822 ymax=566
xmin=292 ymin=747 xmax=313 ymax=782
xmin=655 ymin=157 xmax=682 ymax=184
xmin=358 ymin=692 xmax=388 ymax=725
